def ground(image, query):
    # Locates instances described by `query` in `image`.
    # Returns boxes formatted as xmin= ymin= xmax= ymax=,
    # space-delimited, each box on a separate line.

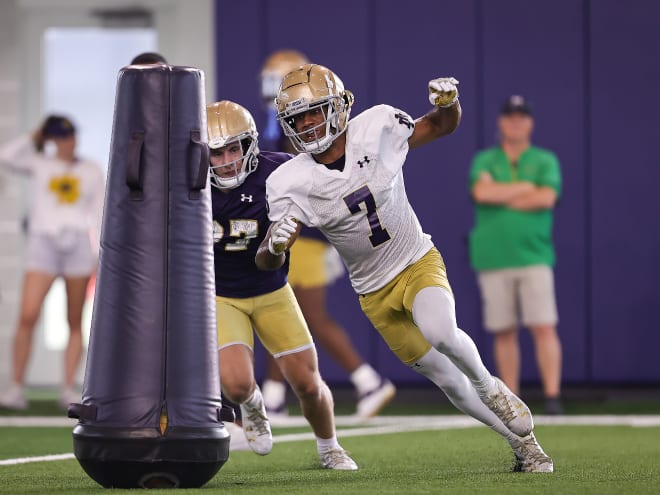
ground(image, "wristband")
xmin=268 ymin=237 xmax=283 ymax=256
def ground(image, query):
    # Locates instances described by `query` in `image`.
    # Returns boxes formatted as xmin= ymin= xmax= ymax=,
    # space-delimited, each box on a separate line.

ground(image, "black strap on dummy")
xmin=126 ymin=131 xmax=145 ymax=201
xmin=188 ymin=130 xmax=208 ymax=200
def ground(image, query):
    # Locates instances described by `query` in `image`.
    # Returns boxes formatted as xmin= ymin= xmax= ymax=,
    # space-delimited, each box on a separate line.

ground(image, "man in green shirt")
xmin=469 ymin=95 xmax=563 ymax=415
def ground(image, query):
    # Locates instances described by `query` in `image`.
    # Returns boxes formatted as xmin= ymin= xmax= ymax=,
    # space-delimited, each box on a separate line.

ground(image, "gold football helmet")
xmin=260 ymin=50 xmax=309 ymax=109
xmin=275 ymin=64 xmax=354 ymax=154
xmin=206 ymin=100 xmax=259 ymax=189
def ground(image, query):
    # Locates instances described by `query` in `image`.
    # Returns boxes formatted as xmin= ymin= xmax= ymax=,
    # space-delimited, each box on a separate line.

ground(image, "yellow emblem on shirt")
xmin=49 ymin=174 xmax=80 ymax=203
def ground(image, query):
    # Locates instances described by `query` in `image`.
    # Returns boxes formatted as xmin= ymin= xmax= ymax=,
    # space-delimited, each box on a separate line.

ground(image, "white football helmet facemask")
xmin=206 ymin=100 xmax=259 ymax=189
xmin=275 ymin=64 xmax=354 ymax=154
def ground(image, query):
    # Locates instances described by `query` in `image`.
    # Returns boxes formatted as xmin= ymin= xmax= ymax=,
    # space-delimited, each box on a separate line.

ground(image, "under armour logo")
xmin=357 ymin=156 xmax=371 ymax=168
xmin=240 ymin=194 xmax=253 ymax=203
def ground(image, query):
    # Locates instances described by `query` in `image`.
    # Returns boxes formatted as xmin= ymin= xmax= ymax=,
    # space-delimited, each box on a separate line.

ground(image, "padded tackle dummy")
xmin=68 ymin=64 xmax=229 ymax=489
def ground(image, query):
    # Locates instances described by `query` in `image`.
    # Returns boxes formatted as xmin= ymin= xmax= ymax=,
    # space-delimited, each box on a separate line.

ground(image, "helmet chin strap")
xmin=215 ymin=170 xmax=247 ymax=189
xmin=305 ymin=137 xmax=333 ymax=154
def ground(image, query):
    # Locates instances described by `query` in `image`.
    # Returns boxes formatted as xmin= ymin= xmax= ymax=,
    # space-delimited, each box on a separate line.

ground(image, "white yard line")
xmin=1 ymin=414 xmax=659 ymax=466
xmin=0 ymin=417 xmax=78 ymax=427
xmin=3 ymin=414 xmax=660 ymax=428
xmin=0 ymin=453 xmax=75 ymax=466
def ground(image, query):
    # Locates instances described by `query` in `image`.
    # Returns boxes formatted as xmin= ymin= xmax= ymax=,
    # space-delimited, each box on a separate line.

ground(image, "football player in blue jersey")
xmin=256 ymin=64 xmax=553 ymax=473
xmin=207 ymin=100 xmax=357 ymax=470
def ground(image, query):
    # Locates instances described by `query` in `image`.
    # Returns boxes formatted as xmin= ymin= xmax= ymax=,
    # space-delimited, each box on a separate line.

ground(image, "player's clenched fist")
xmin=428 ymin=77 xmax=459 ymax=108
xmin=268 ymin=216 xmax=298 ymax=255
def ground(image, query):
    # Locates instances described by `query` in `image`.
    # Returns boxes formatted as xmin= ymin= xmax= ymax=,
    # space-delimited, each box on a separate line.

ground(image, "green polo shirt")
xmin=468 ymin=145 xmax=561 ymax=271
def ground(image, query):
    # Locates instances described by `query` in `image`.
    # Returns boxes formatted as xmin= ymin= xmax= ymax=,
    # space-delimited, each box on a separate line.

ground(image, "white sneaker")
xmin=356 ymin=379 xmax=396 ymax=419
xmin=512 ymin=432 xmax=554 ymax=473
xmin=223 ymin=421 xmax=251 ymax=451
xmin=319 ymin=449 xmax=358 ymax=470
xmin=58 ymin=388 xmax=79 ymax=410
xmin=481 ymin=377 xmax=533 ymax=437
xmin=0 ymin=385 xmax=27 ymax=410
xmin=239 ymin=393 xmax=273 ymax=455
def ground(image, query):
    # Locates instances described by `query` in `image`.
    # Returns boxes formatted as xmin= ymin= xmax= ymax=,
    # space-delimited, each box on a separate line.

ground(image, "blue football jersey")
xmin=212 ymin=150 xmax=292 ymax=297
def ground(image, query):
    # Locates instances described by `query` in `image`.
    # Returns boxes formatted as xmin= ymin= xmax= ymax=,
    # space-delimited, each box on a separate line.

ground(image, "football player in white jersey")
xmin=259 ymin=50 xmax=396 ymax=420
xmin=256 ymin=64 xmax=553 ymax=473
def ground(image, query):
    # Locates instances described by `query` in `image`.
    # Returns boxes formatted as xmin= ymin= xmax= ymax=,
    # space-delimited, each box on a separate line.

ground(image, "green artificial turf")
xmin=1 ymin=424 xmax=659 ymax=495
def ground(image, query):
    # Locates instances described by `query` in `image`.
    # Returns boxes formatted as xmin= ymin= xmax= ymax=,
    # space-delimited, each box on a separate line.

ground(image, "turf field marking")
xmin=2 ymin=414 xmax=660 ymax=428
xmin=2 ymin=415 xmax=660 ymax=466
xmin=0 ymin=419 xmax=482 ymax=466
xmin=0 ymin=453 xmax=75 ymax=466
xmin=0 ymin=416 xmax=77 ymax=427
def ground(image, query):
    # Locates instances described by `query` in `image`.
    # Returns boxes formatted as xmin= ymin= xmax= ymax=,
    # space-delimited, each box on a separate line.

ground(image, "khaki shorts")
xmin=477 ymin=265 xmax=558 ymax=332
xmin=287 ymin=237 xmax=344 ymax=289
xmin=216 ymin=283 xmax=313 ymax=358
xmin=25 ymin=230 xmax=97 ymax=277
xmin=358 ymin=247 xmax=452 ymax=365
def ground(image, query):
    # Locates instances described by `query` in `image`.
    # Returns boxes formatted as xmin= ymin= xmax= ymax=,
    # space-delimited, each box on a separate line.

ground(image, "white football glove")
xmin=268 ymin=216 xmax=298 ymax=255
xmin=428 ymin=77 xmax=459 ymax=108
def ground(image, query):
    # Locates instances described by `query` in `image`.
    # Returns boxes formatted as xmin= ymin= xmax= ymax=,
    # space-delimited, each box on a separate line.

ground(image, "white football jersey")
xmin=266 ymin=104 xmax=433 ymax=294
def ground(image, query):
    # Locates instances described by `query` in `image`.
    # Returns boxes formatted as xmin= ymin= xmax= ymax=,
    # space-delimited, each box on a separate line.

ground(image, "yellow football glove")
xmin=428 ymin=77 xmax=459 ymax=108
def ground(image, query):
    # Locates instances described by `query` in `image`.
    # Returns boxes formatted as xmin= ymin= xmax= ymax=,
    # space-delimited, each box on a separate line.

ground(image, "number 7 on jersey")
xmin=343 ymin=185 xmax=391 ymax=247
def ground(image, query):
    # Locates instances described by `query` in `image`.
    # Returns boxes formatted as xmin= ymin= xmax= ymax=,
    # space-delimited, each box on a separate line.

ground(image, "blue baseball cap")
xmin=42 ymin=115 xmax=76 ymax=138
xmin=500 ymin=95 xmax=533 ymax=116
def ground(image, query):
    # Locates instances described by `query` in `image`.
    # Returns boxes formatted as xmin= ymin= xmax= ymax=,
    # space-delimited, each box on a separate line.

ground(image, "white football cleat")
xmin=319 ymin=449 xmax=358 ymax=471
xmin=512 ymin=432 xmax=554 ymax=473
xmin=239 ymin=394 xmax=273 ymax=455
xmin=356 ymin=379 xmax=396 ymax=419
xmin=481 ymin=377 xmax=533 ymax=437
xmin=0 ymin=385 xmax=27 ymax=411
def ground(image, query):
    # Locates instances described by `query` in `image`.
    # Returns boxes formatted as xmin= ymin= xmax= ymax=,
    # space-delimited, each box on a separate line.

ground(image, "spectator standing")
xmin=0 ymin=115 xmax=104 ymax=410
xmin=469 ymin=95 xmax=563 ymax=415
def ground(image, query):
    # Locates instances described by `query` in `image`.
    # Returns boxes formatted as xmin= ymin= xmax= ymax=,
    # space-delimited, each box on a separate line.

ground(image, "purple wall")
xmin=213 ymin=0 xmax=660 ymax=385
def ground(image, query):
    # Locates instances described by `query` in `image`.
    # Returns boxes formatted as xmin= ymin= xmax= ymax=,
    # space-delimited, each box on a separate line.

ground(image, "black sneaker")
xmin=544 ymin=397 xmax=564 ymax=415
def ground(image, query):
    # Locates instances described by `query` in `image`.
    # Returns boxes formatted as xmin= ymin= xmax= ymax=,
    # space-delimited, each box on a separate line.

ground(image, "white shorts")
xmin=25 ymin=230 xmax=97 ymax=277
xmin=477 ymin=265 xmax=558 ymax=332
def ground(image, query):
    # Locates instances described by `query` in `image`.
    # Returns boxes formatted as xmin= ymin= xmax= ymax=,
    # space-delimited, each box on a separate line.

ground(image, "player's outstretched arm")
xmin=409 ymin=77 xmax=462 ymax=149
xmin=255 ymin=216 xmax=301 ymax=271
